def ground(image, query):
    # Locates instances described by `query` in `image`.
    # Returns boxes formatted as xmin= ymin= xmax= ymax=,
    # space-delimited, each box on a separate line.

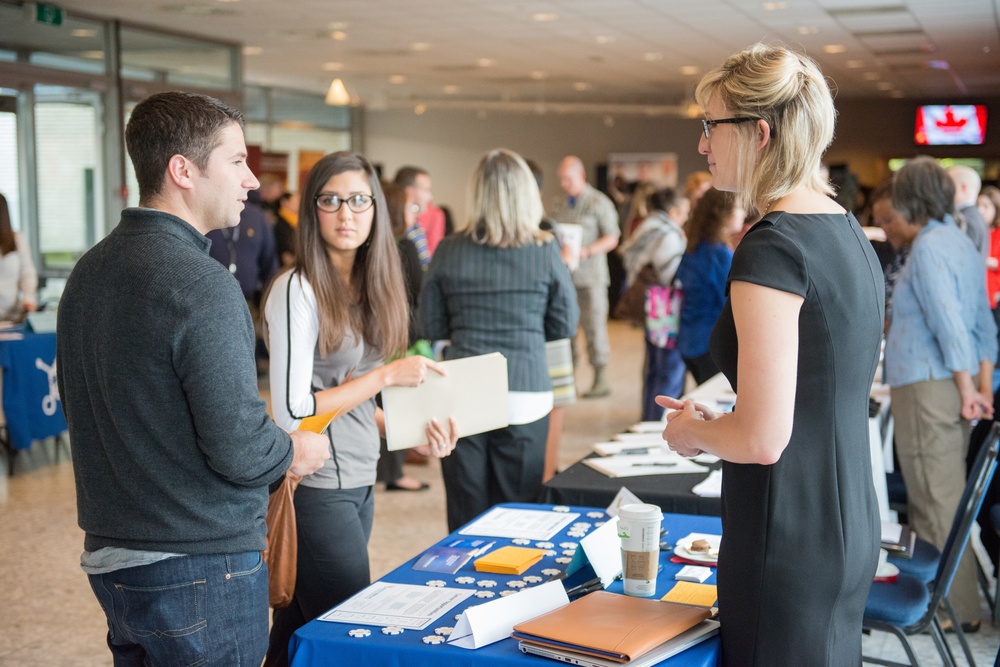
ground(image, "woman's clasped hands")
xmin=655 ymin=395 xmax=719 ymax=458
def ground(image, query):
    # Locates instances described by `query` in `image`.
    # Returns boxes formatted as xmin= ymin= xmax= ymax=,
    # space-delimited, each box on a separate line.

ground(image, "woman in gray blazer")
xmin=420 ymin=148 xmax=580 ymax=531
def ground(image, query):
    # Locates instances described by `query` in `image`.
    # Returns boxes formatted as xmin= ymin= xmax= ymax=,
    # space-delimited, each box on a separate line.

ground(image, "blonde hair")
xmin=466 ymin=148 xmax=550 ymax=248
xmin=695 ymin=43 xmax=836 ymax=215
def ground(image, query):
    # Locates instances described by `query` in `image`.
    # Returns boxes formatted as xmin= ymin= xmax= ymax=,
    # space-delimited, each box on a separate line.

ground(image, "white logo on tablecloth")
xmin=35 ymin=357 xmax=60 ymax=417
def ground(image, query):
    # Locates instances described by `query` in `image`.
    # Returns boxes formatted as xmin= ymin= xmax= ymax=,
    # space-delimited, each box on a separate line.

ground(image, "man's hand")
xmin=288 ymin=430 xmax=330 ymax=477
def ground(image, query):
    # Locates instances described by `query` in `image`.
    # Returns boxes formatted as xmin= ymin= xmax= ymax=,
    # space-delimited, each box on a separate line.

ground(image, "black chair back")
xmin=931 ymin=421 xmax=1000 ymax=607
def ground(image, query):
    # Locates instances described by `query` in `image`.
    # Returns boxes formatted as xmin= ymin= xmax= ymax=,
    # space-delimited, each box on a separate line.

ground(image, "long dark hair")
xmin=0 ymin=194 xmax=15 ymax=256
xmin=291 ymin=152 xmax=407 ymax=358
xmin=685 ymin=188 xmax=737 ymax=252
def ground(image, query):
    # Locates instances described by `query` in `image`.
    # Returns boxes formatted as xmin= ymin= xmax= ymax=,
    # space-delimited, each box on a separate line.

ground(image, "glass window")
xmin=271 ymin=89 xmax=350 ymax=129
xmin=0 ymin=5 xmax=108 ymax=75
xmin=119 ymin=26 xmax=237 ymax=91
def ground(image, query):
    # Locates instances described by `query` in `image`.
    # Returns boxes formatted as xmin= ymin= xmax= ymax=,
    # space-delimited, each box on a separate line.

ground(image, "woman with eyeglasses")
xmin=261 ymin=152 xmax=458 ymax=667
xmin=420 ymin=148 xmax=578 ymax=532
xmin=659 ymin=44 xmax=885 ymax=664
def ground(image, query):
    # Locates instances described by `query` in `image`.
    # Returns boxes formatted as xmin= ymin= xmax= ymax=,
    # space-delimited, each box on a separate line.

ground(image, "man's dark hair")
xmin=125 ymin=91 xmax=244 ymax=204
xmin=392 ymin=166 xmax=428 ymax=189
xmin=648 ymin=187 xmax=684 ymax=214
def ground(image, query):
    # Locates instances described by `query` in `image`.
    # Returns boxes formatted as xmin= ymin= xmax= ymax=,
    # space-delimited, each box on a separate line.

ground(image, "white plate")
xmin=674 ymin=544 xmax=718 ymax=563
xmin=875 ymin=561 xmax=899 ymax=579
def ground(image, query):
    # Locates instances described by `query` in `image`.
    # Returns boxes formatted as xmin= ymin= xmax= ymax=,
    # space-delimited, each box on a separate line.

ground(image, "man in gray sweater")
xmin=57 ymin=91 xmax=329 ymax=665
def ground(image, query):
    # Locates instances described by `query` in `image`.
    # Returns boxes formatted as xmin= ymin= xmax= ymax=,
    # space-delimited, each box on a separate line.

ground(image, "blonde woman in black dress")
xmin=660 ymin=44 xmax=884 ymax=665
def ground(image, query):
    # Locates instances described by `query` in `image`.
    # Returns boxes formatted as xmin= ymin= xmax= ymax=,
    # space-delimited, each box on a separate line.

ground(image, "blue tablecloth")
xmin=0 ymin=330 xmax=66 ymax=450
xmin=290 ymin=503 xmax=722 ymax=667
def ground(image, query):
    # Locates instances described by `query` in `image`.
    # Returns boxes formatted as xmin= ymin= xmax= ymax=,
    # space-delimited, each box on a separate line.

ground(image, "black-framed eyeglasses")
xmin=315 ymin=193 xmax=375 ymax=214
xmin=701 ymin=117 xmax=773 ymax=139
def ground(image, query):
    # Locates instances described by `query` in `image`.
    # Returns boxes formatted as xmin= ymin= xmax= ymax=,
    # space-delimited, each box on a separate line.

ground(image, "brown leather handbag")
xmin=614 ymin=264 xmax=659 ymax=325
xmin=262 ymin=472 xmax=302 ymax=608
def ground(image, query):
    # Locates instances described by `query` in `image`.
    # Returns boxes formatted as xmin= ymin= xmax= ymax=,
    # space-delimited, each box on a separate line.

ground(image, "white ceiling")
xmin=49 ymin=0 xmax=1000 ymax=115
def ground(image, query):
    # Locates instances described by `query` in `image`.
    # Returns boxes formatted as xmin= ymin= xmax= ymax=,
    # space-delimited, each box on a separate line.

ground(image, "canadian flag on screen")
xmin=915 ymin=105 xmax=987 ymax=145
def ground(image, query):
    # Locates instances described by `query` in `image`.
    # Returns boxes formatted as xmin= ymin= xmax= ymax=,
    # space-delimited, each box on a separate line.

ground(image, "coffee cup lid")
xmin=618 ymin=503 xmax=663 ymax=521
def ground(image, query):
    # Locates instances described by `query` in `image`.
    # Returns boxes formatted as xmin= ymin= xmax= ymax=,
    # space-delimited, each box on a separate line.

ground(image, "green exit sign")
xmin=35 ymin=3 xmax=63 ymax=26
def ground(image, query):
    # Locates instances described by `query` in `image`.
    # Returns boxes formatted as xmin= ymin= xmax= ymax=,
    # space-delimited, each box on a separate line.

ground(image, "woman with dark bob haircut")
xmin=261 ymin=152 xmax=458 ymax=665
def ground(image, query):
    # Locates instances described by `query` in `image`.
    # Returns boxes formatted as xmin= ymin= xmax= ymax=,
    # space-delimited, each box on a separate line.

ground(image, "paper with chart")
xmin=318 ymin=582 xmax=473 ymax=630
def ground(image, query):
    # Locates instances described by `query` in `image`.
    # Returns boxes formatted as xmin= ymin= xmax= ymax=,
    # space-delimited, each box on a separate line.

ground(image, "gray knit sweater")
xmin=58 ymin=208 xmax=293 ymax=554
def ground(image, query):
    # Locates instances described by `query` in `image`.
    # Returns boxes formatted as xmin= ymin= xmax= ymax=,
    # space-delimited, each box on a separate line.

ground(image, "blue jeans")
xmin=642 ymin=339 xmax=686 ymax=421
xmin=88 ymin=551 xmax=268 ymax=666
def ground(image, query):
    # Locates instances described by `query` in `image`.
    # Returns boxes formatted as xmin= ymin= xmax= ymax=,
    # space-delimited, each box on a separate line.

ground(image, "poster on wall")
xmin=607 ymin=152 xmax=678 ymax=190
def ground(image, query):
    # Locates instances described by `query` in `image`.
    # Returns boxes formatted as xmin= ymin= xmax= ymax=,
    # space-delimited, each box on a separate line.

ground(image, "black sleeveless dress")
xmin=709 ymin=211 xmax=885 ymax=666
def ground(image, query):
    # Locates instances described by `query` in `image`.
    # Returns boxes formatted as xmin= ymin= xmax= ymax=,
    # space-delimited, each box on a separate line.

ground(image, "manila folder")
xmin=511 ymin=591 xmax=712 ymax=663
xmin=383 ymin=352 xmax=509 ymax=451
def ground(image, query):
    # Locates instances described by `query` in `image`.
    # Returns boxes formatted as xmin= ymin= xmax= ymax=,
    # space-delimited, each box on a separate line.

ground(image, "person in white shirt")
xmin=0 ymin=193 xmax=37 ymax=320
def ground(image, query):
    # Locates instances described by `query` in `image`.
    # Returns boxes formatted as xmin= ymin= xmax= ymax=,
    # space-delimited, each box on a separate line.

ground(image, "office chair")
xmin=863 ymin=421 xmax=1000 ymax=667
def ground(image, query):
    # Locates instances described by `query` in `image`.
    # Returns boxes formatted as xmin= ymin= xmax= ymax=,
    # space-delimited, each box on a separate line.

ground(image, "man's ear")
xmin=165 ymin=154 xmax=196 ymax=190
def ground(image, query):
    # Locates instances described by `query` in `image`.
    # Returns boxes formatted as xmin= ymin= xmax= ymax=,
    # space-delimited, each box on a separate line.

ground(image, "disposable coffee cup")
xmin=617 ymin=503 xmax=663 ymax=597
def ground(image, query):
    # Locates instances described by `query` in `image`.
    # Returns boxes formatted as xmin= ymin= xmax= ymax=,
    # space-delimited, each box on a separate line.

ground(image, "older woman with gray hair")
xmin=885 ymin=155 xmax=997 ymax=633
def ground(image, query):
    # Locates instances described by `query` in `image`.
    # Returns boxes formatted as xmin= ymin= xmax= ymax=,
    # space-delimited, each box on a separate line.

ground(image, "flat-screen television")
xmin=915 ymin=104 xmax=987 ymax=145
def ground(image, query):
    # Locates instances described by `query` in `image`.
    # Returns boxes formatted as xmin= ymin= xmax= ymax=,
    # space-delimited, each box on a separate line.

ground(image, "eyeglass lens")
xmin=316 ymin=193 xmax=374 ymax=213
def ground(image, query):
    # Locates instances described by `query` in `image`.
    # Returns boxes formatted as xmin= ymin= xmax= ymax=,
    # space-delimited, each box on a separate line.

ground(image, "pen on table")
xmin=565 ymin=577 xmax=604 ymax=598
xmin=630 ymin=462 xmax=677 ymax=467
xmin=472 ymin=541 xmax=495 ymax=557
xmin=618 ymin=447 xmax=652 ymax=455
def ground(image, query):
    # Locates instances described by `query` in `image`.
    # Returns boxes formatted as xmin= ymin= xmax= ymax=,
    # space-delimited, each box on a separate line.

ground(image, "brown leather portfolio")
xmin=511 ymin=591 xmax=714 ymax=663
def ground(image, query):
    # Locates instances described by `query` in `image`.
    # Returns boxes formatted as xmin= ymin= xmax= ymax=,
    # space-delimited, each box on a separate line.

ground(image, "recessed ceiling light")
xmin=928 ymin=60 xmax=950 ymax=70
xmin=71 ymin=28 xmax=96 ymax=38
xmin=680 ymin=65 xmax=700 ymax=76
xmin=890 ymin=90 xmax=905 ymax=98
xmin=876 ymin=81 xmax=894 ymax=90
xmin=411 ymin=42 xmax=431 ymax=51
xmin=984 ymin=46 xmax=992 ymax=53
xmin=443 ymin=85 xmax=459 ymax=94
xmin=796 ymin=25 xmax=818 ymax=35
xmin=327 ymin=22 xmax=349 ymax=30
xmin=322 ymin=62 xmax=344 ymax=71
xmin=330 ymin=31 xmax=347 ymax=41
xmin=532 ymin=12 xmax=558 ymax=22
xmin=242 ymin=46 xmax=263 ymax=56
xmin=846 ymin=60 xmax=865 ymax=68
xmin=595 ymin=35 xmax=616 ymax=45
xmin=388 ymin=74 xmax=406 ymax=84
xmin=761 ymin=1 xmax=787 ymax=10
xmin=643 ymin=53 xmax=663 ymax=62
xmin=863 ymin=71 xmax=880 ymax=80
xmin=414 ymin=103 xmax=427 ymax=115
xmin=573 ymin=82 xmax=592 ymax=91
xmin=530 ymin=71 xmax=547 ymax=80
xmin=477 ymin=58 xmax=495 ymax=68
xmin=823 ymin=44 xmax=847 ymax=54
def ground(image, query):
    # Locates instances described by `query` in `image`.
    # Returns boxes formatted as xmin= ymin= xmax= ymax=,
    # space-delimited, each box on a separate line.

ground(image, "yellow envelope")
xmin=474 ymin=546 xmax=547 ymax=575
xmin=661 ymin=582 xmax=718 ymax=608
xmin=297 ymin=405 xmax=344 ymax=435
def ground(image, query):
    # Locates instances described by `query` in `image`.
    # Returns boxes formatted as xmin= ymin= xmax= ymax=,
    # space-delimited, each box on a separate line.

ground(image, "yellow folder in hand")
xmin=297 ymin=404 xmax=345 ymax=435
xmin=474 ymin=546 xmax=546 ymax=575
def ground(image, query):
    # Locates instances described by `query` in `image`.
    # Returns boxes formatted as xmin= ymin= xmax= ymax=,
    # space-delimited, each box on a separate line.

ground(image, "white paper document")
xmin=612 ymin=432 xmax=668 ymax=444
xmin=583 ymin=453 xmax=708 ymax=478
xmin=606 ymin=487 xmax=644 ymax=517
xmin=448 ymin=580 xmax=569 ymax=649
xmin=565 ymin=518 xmax=622 ymax=587
xmin=592 ymin=441 xmax=667 ymax=457
xmin=554 ymin=223 xmax=583 ymax=272
xmin=628 ymin=421 xmax=668 ymax=433
xmin=459 ymin=507 xmax=580 ymax=541
xmin=692 ymin=469 xmax=722 ymax=497
xmin=880 ymin=521 xmax=903 ymax=543
xmin=382 ymin=352 xmax=509 ymax=451
xmin=318 ymin=582 xmax=474 ymax=630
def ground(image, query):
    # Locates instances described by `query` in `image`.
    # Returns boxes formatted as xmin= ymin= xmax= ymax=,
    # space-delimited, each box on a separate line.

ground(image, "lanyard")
xmin=223 ymin=226 xmax=241 ymax=274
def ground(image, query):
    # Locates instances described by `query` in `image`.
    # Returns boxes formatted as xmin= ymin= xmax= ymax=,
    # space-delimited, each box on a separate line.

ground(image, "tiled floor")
xmin=1 ymin=320 xmax=998 ymax=665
